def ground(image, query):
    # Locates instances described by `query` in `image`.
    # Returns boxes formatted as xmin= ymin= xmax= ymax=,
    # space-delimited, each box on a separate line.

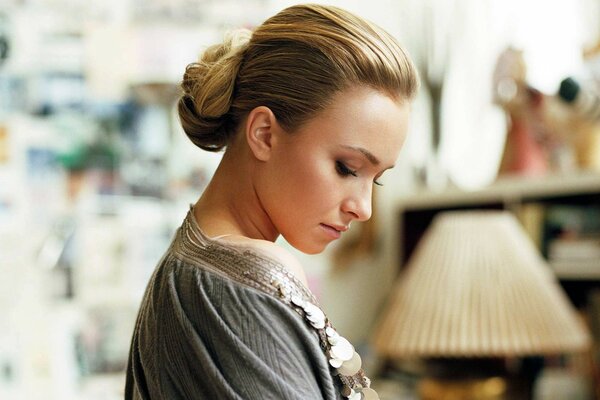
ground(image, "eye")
xmin=335 ymin=161 xmax=358 ymax=177
xmin=337 ymin=160 xmax=385 ymax=186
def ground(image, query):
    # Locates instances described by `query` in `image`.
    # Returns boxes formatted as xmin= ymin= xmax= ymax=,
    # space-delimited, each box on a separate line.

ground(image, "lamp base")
xmin=414 ymin=358 xmax=537 ymax=400
xmin=419 ymin=376 xmax=507 ymax=400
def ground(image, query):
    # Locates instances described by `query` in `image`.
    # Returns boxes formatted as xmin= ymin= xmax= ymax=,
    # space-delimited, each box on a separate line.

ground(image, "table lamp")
xmin=372 ymin=210 xmax=591 ymax=399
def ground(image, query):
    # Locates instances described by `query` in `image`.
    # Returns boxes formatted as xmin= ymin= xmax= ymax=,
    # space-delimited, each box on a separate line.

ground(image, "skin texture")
xmin=193 ymin=85 xmax=410 ymax=282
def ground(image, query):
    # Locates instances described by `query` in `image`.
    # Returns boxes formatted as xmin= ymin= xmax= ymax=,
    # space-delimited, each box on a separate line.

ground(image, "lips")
xmin=320 ymin=223 xmax=349 ymax=239
xmin=327 ymin=224 xmax=349 ymax=232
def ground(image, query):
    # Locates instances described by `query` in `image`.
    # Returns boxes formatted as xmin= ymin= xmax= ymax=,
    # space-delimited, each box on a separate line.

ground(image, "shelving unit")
xmin=396 ymin=171 xmax=600 ymax=305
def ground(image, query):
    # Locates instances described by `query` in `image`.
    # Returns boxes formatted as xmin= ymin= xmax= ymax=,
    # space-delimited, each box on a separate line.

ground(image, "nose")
xmin=341 ymin=187 xmax=372 ymax=222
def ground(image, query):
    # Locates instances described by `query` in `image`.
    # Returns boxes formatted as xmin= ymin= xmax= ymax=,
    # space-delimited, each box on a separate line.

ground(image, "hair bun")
xmin=178 ymin=28 xmax=252 ymax=151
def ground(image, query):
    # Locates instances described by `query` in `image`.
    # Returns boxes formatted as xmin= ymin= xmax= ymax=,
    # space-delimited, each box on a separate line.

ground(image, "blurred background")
xmin=1 ymin=0 xmax=600 ymax=399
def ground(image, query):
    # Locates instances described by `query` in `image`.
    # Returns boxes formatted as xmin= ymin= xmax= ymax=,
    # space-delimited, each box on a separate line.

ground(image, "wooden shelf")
xmin=396 ymin=172 xmax=600 ymax=210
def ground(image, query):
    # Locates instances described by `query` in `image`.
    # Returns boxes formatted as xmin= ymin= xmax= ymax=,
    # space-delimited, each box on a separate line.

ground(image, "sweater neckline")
xmin=176 ymin=205 xmax=318 ymax=305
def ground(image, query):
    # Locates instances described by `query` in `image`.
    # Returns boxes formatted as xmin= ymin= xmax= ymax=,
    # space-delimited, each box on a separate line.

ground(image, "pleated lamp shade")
xmin=373 ymin=210 xmax=591 ymax=358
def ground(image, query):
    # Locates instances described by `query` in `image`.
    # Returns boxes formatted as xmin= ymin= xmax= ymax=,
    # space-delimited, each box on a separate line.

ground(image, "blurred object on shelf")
xmin=548 ymin=237 xmax=600 ymax=264
xmin=556 ymin=76 xmax=600 ymax=172
xmin=558 ymin=77 xmax=600 ymax=121
xmin=542 ymin=205 xmax=600 ymax=280
xmin=548 ymin=37 xmax=600 ymax=173
xmin=493 ymin=48 xmax=550 ymax=177
xmin=498 ymin=94 xmax=548 ymax=175
xmin=492 ymin=44 xmax=600 ymax=177
xmin=532 ymin=367 xmax=593 ymax=400
xmin=492 ymin=47 xmax=527 ymax=110
xmin=373 ymin=211 xmax=592 ymax=399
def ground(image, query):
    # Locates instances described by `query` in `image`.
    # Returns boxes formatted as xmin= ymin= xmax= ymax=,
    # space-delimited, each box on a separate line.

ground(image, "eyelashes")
xmin=335 ymin=160 xmax=357 ymax=177
xmin=335 ymin=161 xmax=383 ymax=186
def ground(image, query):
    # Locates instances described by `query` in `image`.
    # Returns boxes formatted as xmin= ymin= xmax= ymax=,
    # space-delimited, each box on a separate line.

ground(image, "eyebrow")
xmin=341 ymin=145 xmax=380 ymax=166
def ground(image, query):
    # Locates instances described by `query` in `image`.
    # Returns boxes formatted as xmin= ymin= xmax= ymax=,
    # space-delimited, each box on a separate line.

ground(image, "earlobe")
xmin=245 ymin=106 xmax=277 ymax=162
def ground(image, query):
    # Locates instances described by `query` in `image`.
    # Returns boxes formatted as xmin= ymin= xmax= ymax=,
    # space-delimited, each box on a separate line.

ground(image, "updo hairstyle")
xmin=178 ymin=4 xmax=419 ymax=152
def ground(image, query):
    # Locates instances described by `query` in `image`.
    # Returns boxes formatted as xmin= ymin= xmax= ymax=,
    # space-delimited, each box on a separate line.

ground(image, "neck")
xmin=193 ymin=146 xmax=279 ymax=242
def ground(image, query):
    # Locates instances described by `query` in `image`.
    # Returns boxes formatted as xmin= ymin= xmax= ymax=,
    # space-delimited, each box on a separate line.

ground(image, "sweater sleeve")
xmin=125 ymin=255 xmax=341 ymax=400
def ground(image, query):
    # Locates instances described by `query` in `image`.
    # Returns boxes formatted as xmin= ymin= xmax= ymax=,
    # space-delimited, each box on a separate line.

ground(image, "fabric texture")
xmin=125 ymin=210 xmax=343 ymax=400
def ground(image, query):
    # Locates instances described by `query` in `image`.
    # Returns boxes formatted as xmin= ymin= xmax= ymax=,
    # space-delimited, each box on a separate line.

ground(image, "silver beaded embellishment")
xmin=289 ymin=295 xmax=379 ymax=400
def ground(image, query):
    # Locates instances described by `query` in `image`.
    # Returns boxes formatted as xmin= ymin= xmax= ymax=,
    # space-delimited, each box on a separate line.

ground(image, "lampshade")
xmin=373 ymin=210 xmax=591 ymax=358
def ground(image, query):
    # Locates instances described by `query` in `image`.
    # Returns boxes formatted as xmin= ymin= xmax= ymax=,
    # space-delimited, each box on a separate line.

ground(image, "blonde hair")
xmin=179 ymin=4 xmax=419 ymax=152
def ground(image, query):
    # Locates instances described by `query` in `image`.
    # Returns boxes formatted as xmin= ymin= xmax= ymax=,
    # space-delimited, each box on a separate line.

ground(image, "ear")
xmin=245 ymin=106 xmax=279 ymax=162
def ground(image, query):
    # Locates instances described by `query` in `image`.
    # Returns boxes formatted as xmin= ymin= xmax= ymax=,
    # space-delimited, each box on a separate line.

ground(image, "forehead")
xmin=291 ymin=86 xmax=410 ymax=164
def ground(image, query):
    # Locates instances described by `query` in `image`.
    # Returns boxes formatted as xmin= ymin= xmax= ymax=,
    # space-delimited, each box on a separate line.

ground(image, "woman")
xmin=125 ymin=4 xmax=418 ymax=399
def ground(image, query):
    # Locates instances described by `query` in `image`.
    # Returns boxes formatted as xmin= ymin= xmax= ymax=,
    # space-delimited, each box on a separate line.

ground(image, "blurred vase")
xmin=498 ymin=115 xmax=548 ymax=176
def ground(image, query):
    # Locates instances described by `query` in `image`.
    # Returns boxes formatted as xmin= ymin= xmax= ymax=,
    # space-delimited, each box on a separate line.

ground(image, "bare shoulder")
xmin=220 ymin=236 xmax=308 ymax=286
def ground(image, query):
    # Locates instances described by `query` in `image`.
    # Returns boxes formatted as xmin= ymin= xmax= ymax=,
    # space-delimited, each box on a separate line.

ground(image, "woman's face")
xmin=257 ymin=85 xmax=410 ymax=254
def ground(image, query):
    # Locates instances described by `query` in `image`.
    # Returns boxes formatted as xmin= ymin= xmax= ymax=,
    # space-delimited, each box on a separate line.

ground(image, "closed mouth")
xmin=321 ymin=223 xmax=348 ymax=233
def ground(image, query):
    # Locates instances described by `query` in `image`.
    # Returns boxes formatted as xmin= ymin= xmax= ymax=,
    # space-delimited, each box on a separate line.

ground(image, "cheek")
xmin=298 ymin=161 xmax=329 ymax=188
xmin=274 ymin=152 xmax=336 ymax=213
xmin=295 ymin=156 xmax=336 ymax=199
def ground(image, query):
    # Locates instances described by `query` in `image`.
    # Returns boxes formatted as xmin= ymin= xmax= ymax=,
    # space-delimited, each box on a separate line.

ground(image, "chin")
xmin=300 ymin=246 xmax=326 ymax=255
xmin=286 ymin=236 xmax=329 ymax=255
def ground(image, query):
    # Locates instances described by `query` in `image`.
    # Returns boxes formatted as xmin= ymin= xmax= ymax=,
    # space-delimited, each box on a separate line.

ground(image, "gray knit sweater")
xmin=124 ymin=210 xmax=353 ymax=399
